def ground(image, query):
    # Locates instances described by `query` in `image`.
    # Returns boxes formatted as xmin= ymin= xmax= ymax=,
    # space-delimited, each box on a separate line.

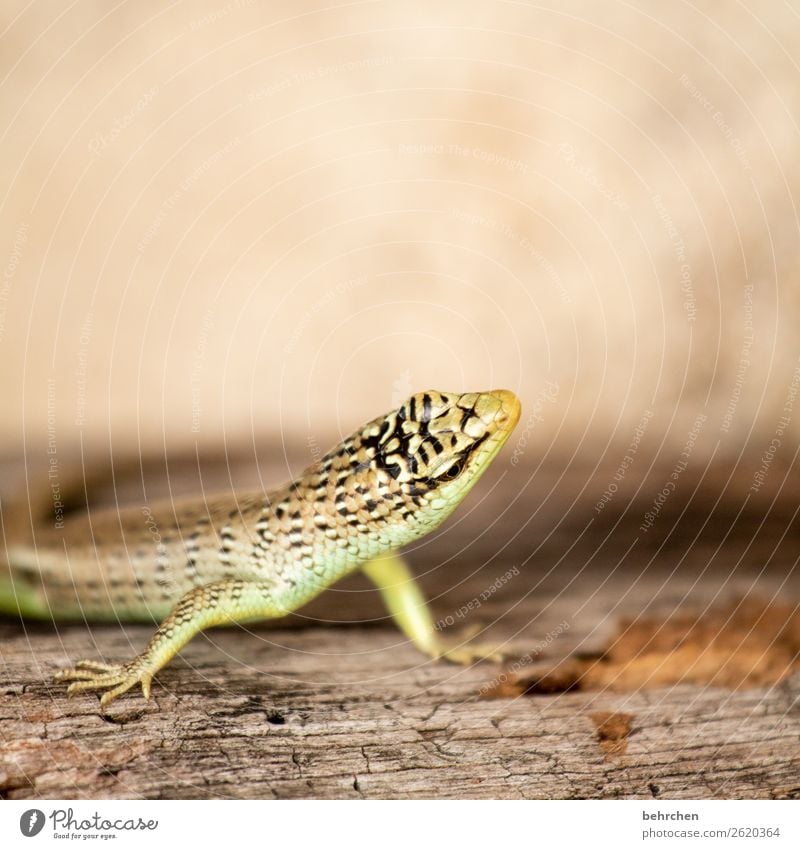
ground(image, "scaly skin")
xmin=1 ymin=389 xmax=521 ymax=707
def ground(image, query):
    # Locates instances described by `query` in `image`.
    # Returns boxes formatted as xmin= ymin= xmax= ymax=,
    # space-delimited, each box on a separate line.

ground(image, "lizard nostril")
xmin=489 ymin=389 xmax=521 ymax=430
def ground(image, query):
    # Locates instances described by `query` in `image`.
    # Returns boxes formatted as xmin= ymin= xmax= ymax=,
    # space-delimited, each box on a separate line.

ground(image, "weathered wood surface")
xmin=2 ymin=452 xmax=800 ymax=799
xmin=3 ymin=623 xmax=799 ymax=800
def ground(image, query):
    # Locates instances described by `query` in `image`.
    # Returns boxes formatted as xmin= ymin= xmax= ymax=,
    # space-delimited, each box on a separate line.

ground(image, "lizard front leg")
xmin=362 ymin=552 xmax=509 ymax=664
xmin=56 ymin=579 xmax=283 ymax=707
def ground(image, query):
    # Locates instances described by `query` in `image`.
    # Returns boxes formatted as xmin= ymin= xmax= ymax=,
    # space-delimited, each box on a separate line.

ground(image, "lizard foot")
xmin=434 ymin=625 xmax=513 ymax=665
xmin=438 ymin=641 xmax=510 ymax=665
xmin=55 ymin=659 xmax=154 ymax=708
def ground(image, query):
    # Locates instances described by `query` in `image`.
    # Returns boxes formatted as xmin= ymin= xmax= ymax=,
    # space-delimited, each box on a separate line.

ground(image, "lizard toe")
xmin=73 ymin=660 xmax=118 ymax=673
xmin=439 ymin=642 xmax=511 ymax=666
xmin=59 ymin=660 xmax=153 ymax=706
xmin=55 ymin=659 xmax=119 ymax=681
xmin=98 ymin=677 xmax=140 ymax=708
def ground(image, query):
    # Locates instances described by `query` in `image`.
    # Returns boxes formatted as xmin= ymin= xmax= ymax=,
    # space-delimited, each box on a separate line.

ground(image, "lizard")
xmin=0 ymin=388 xmax=521 ymax=707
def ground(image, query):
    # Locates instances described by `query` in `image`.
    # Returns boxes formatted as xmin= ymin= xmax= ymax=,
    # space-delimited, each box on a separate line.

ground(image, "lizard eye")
xmin=441 ymin=458 xmax=465 ymax=481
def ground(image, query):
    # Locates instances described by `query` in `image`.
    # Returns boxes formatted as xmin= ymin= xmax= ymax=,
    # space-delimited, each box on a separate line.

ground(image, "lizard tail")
xmin=0 ymin=454 xmax=172 ymax=619
xmin=0 ymin=515 xmax=54 ymax=619
xmin=0 ymin=547 xmax=54 ymax=619
xmin=0 ymin=461 xmax=101 ymax=619
xmin=0 ymin=476 xmax=53 ymax=617
xmin=0 ymin=563 xmax=52 ymax=619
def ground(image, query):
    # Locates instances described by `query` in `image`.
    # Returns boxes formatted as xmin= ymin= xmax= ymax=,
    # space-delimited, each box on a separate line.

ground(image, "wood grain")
xmin=2 ymin=622 xmax=799 ymax=799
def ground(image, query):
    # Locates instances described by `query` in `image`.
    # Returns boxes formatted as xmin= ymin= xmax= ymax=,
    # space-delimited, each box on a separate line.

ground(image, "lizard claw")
xmin=433 ymin=624 xmax=515 ymax=665
xmin=438 ymin=642 xmax=510 ymax=665
xmin=428 ymin=624 xmax=519 ymax=666
xmin=56 ymin=659 xmax=153 ymax=707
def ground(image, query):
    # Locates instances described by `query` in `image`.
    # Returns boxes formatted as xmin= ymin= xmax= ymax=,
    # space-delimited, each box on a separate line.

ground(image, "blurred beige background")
xmin=1 ymin=0 xmax=798 ymax=476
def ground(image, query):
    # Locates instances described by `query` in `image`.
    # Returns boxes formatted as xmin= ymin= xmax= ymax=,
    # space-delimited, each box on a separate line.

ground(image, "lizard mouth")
xmin=467 ymin=389 xmax=522 ymax=439
xmin=486 ymin=389 xmax=522 ymax=433
xmin=456 ymin=389 xmax=522 ymax=476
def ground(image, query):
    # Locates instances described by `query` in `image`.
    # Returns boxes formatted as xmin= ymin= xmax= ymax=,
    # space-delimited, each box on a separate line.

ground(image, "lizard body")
xmin=1 ymin=389 xmax=520 ymax=706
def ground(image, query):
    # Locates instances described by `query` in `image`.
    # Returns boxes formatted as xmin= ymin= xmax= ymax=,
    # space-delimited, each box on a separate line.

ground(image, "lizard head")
xmin=355 ymin=389 xmax=522 ymax=534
